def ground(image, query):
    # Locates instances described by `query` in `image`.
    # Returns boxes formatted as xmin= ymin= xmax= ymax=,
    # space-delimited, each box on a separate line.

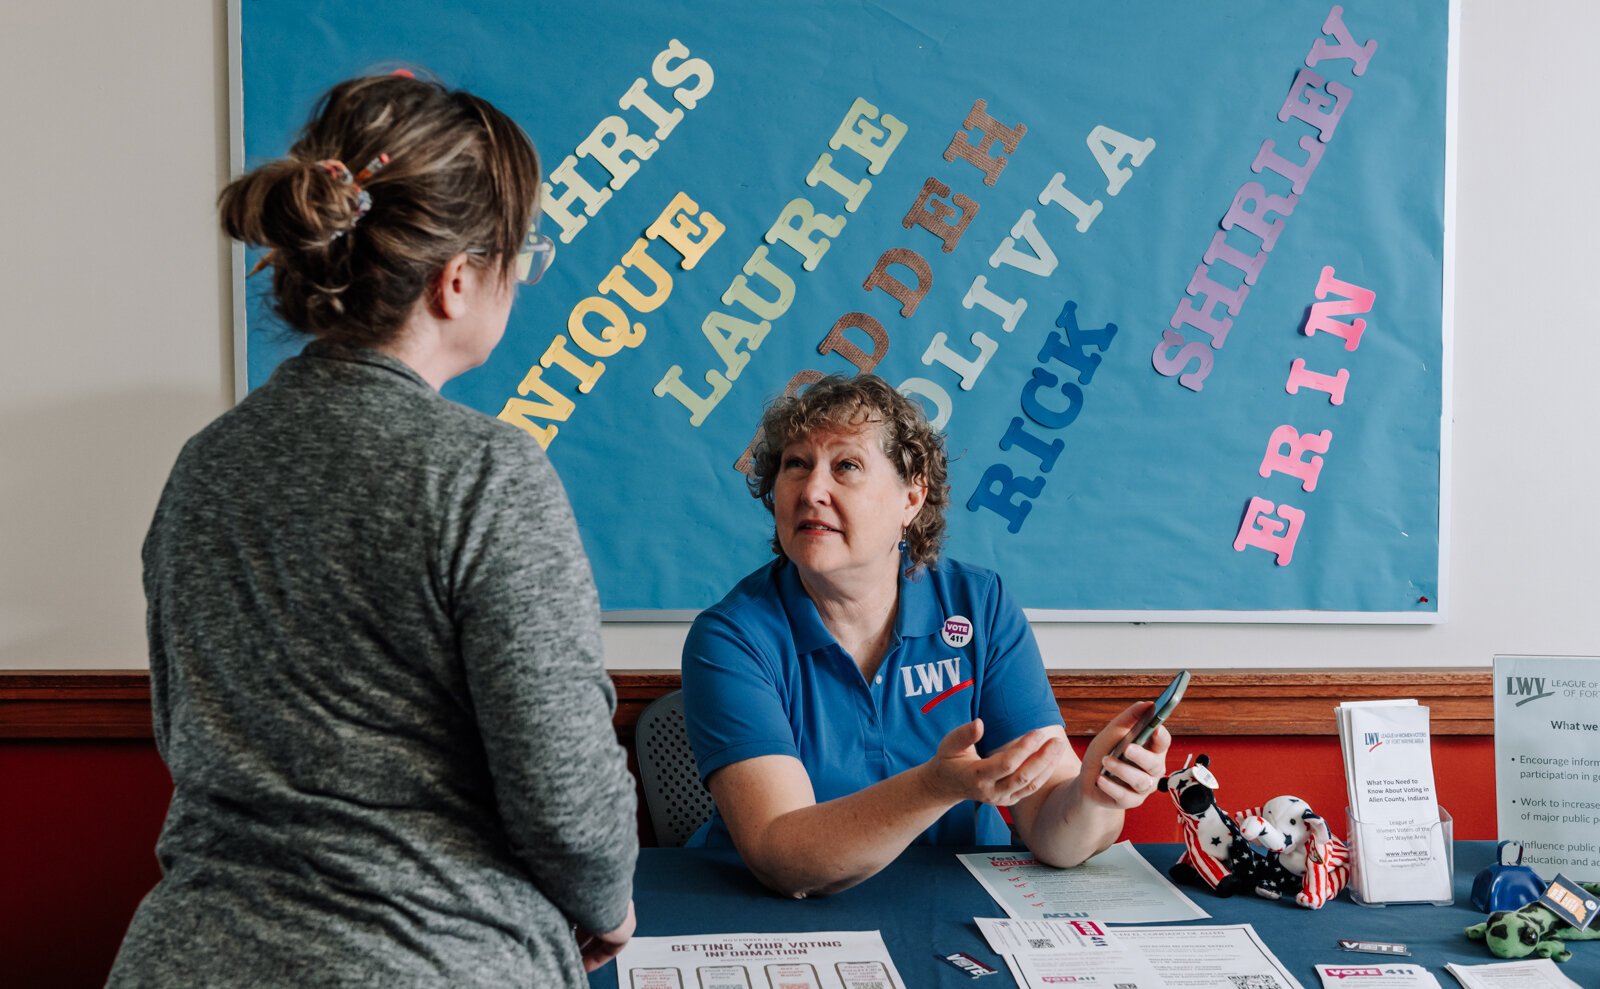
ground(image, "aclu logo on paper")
xmin=1506 ymin=675 xmax=1557 ymax=706
xmin=941 ymin=615 xmax=973 ymax=649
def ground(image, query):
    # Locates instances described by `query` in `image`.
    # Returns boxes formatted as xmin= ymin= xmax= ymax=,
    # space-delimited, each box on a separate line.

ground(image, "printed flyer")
xmin=1494 ymin=655 xmax=1600 ymax=881
xmin=615 ymin=931 xmax=904 ymax=989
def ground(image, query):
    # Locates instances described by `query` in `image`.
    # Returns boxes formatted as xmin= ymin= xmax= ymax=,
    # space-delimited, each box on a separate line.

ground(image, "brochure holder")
xmin=1344 ymin=806 xmax=1454 ymax=907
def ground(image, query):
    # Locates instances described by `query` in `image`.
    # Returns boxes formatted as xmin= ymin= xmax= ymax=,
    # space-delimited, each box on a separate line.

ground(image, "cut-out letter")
xmin=944 ymin=99 xmax=1026 ymax=186
xmin=967 ymin=464 xmax=1044 ymax=533
xmin=1285 ymin=359 xmax=1349 ymax=405
xmin=1086 ymin=125 xmax=1155 ymax=195
xmin=903 ymin=177 xmax=978 ymax=253
xmin=1303 ymin=265 xmax=1375 ymax=351
xmin=1233 ymin=496 xmax=1306 ymax=565
xmin=864 ymin=248 xmax=933 ymax=317
xmin=1258 ymin=425 xmax=1333 ymax=491
xmin=820 ymin=312 xmax=890 ymax=374
xmin=1307 ymin=6 xmax=1377 ymax=77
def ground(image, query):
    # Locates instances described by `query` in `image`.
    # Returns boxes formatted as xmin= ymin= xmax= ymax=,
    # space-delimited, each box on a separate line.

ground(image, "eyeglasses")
xmin=514 ymin=225 xmax=556 ymax=285
xmin=469 ymin=221 xmax=556 ymax=285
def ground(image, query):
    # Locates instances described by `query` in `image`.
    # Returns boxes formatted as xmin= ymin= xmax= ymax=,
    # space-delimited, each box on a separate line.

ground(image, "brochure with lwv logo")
xmin=1338 ymin=700 xmax=1450 ymax=903
xmin=1494 ymin=655 xmax=1600 ymax=881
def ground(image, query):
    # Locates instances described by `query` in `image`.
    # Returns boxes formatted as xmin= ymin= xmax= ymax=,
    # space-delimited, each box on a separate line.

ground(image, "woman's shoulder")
xmin=684 ymin=561 xmax=800 ymax=672
xmin=919 ymin=556 xmax=1004 ymax=595
xmin=694 ymin=559 xmax=787 ymax=628
xmin=382 ymin=392 xmax=562 ymax=485
xmin=191 ymin=350 xmax=540 ymax=466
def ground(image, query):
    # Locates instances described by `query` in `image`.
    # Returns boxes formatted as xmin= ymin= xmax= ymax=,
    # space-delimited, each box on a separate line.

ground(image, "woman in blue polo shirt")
xmin=682 ymin=374 xmax=1171 ymax=897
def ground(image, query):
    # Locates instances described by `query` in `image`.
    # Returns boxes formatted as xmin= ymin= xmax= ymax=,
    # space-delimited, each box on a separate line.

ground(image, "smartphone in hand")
xmin=1103 ymin=669 xmax=1189 ymax=775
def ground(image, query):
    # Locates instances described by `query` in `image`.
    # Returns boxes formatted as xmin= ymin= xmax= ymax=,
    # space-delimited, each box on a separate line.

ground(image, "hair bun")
xmin=219 ymin=158 xmax=364 ymax=255
xmin=216 ymin=72 xmax=539 ymax=346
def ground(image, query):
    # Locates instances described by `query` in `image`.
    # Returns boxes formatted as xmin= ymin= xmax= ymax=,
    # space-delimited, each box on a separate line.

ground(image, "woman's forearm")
xmin=738 ymin=764 xmax=955 ymax=897
xmin=1019 ymin=773 xmax=1125 ymax=868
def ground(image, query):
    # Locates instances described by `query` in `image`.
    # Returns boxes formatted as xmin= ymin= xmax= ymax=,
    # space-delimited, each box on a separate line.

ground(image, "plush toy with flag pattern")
xmin=1235 ymin=794 xmax=1351 ymax=908
xmin=1159 ymin=754 xmax=1348 ymax=908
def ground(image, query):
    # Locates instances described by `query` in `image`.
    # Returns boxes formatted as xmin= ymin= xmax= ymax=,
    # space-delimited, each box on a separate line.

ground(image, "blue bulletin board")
xmin=233 ymin=0 xmax=1454 ymax=621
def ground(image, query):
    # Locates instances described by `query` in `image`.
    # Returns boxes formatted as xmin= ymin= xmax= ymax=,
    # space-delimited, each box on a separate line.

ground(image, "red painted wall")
xmin=0 ymin=735 xmax=1494 ymax=989
xmin=1116 ymin=735 xmax=1496 ymax=843
xmin=1 ymin=742 xmax=172 ymax=989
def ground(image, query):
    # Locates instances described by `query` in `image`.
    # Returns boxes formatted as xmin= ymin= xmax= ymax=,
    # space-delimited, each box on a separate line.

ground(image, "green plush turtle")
xmin=1465 ymin=879 xmax=1600 ymax=963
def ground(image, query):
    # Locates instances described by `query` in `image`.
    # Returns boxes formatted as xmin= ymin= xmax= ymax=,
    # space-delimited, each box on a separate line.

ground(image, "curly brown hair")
xmin=749 ymin=374 xmax=950 ymax=572
xmin=219 ymin=73 xmax=540 ymax=347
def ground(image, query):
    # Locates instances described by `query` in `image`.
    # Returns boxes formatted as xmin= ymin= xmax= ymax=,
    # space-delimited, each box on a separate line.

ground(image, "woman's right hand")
xmin=920 ymin=720 xmax=1069 ymax=807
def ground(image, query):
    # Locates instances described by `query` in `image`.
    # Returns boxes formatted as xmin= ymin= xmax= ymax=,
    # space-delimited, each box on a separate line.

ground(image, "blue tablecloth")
xmin=592 ymin=841 xmax=1600 ymax=987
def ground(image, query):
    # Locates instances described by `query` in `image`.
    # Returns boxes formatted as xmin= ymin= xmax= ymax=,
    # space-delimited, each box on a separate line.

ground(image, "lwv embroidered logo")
xmin=901 ymin=658 xmax=974 ymax=712
xmin=902 ymin=658 xmax=962 ymax=698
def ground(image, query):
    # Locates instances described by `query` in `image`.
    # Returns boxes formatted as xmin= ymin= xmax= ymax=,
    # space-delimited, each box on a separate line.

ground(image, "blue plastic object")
xmin=1471 ymin=841 xmax=1546 ymax=914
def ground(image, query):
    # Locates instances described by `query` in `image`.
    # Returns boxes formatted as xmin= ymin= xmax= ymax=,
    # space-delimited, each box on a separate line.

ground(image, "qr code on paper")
xmin=1226 ymin=976 xmax=1283 ymax=989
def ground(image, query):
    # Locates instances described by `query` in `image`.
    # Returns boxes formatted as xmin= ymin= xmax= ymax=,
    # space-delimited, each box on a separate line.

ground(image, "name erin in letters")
xmin=1232 ymin=265 xmax=1376 ymax=566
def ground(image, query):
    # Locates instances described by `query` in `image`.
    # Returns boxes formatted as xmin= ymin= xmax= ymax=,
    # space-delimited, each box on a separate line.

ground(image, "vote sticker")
xmin=942 ymin=615 xmax=973 ymax=648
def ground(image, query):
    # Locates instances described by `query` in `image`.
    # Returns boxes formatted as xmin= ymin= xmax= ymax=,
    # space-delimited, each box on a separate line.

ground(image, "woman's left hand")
xmin=1080 ymin=702 xmax=1172 ymax=809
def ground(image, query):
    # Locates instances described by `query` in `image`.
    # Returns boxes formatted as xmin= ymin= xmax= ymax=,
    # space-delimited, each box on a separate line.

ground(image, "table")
xmin=592 ymin=842 xmax=1600 ymax=987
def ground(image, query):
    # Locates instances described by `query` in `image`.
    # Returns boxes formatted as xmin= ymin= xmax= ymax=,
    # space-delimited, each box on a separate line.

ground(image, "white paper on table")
xmin=1113 ymin=924 xmax=1306 ymax=989
xmin=997 ymin=945 xmax=1170 ymax=989
xmin=615 ymin=930 xmax=906 ymax=989
xmin=1442 ymin=959 xmax=1585 ymax=989
xmin=975 ymin=918 xmax=1169 ymax=989
xmin=1342 ymin=702 xmax=1451 ymax=902
xmin=976 ymin=916 xmax=1130 ymax=954
xmin=1316 ymin=962 xmax=1443 ymax=988
xmin=978 ymin=920 xmax=1303 ymax=989
xmin=957 ymin=840 xmax=1209 ymax=923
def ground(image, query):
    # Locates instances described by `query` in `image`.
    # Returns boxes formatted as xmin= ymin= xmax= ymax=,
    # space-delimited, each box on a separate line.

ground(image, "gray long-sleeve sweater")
xmin=108 ymin=341 xmax=637 ymax=988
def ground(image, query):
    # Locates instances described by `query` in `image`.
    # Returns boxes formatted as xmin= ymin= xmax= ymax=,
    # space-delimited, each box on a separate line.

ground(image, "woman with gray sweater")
xmin=109 ymin=73 xmax=638 ymax=988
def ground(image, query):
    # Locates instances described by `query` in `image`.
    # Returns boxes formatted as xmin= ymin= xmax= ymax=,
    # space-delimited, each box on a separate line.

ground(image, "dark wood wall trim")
xmin=3 ymin=668 xmax=1493 ymax=740
xmin=0 ymin=672 xmax=155 ymax=739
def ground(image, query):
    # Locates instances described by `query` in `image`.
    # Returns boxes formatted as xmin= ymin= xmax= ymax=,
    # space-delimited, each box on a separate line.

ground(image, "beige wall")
xmin=2 ymin=1 xmax=1594 ymax=670
xmin=2 ymin=2 xmax=232 ymax=667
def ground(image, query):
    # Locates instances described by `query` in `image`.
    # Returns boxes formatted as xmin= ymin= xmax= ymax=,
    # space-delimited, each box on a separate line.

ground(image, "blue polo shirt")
xmin=681 ymin=557 xmax=1064 ymax=847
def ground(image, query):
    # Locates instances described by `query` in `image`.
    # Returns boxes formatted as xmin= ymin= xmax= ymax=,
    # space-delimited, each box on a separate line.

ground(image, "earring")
xmin=898 ymin=526 xmax=908 ymax=553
